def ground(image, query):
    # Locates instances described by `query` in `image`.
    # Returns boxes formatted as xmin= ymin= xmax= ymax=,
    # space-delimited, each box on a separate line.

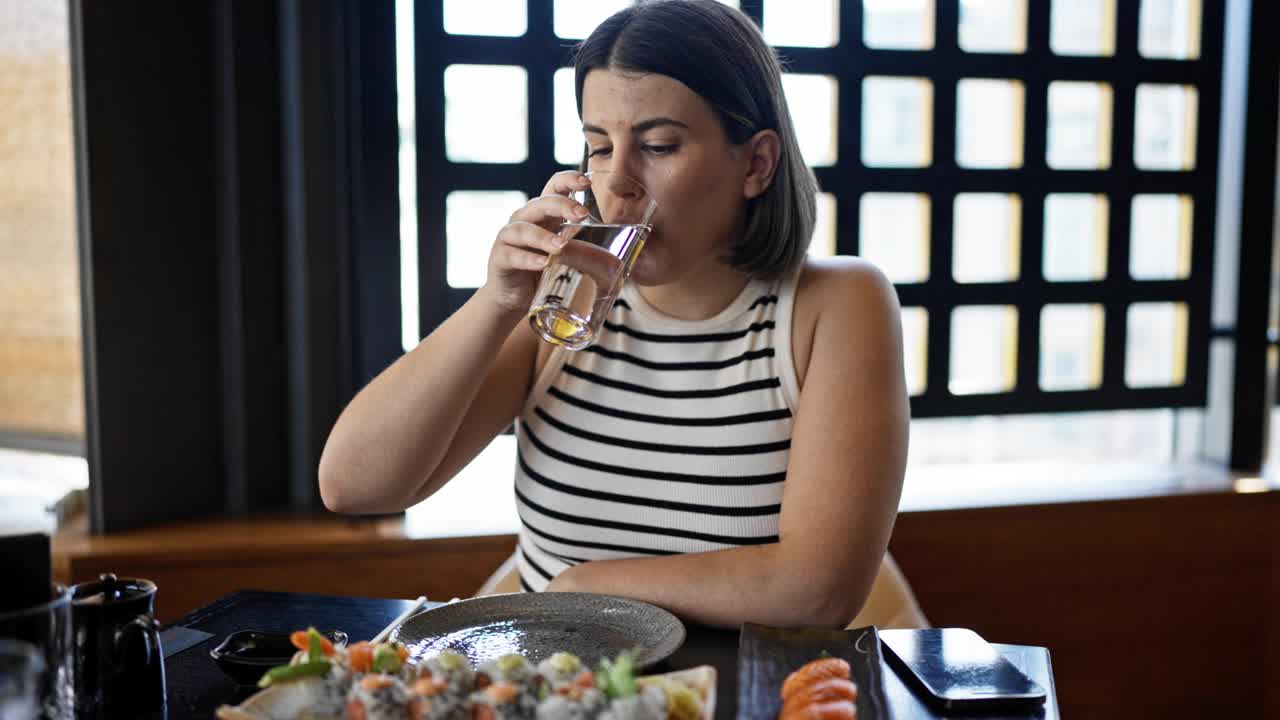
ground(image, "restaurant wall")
xmin=890 ymin=491 xmax=1279 ymax=719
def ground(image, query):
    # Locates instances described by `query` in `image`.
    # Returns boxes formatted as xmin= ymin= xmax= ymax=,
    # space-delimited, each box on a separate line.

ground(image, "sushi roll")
xmin=310 ymin=657 xmax=355 ymax=718
xmin=534 ymin=689 xmax=609 ymax=720
xmin=536 ymin=653 xmax=585 ymax=691
xmin=595 ymin=685 xmax=667 ymax=720
xmin=347 ymin=674 xmax=413 ymax=720
xmin=536 ymin=656 xmax=607 ymax=720
xmin=469 ymin=679 xmax=541 ymax=720
xmin=535 ymin=681 xmax=608 ymax=720
xmin=421 ymin=650 xmax=476 ymax=694
xmin=476 ymin=653 xmax=539 ymax=688
xmin=404 ymin=651 xmax=474 ymax=720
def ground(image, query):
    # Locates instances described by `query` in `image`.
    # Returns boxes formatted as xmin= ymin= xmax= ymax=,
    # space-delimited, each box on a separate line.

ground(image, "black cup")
xmin=0 ymin=583 xmax=73 ymax=719
xmin=70 ymin=574 xmax=166 ymax=719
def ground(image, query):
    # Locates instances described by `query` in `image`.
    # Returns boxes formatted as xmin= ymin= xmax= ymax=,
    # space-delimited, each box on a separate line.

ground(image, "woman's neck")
xmin=634 ymin=256 xmax=753 ymax=321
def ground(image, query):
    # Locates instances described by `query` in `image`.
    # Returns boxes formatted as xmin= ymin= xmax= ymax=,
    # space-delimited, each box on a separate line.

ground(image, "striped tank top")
xmin=512 ymin=267 xmax=802 ymax=592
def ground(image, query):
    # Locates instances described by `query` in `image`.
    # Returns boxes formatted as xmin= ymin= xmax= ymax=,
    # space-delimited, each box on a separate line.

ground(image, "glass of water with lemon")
xmin=527 ymin=171 xmax=656 ymax=350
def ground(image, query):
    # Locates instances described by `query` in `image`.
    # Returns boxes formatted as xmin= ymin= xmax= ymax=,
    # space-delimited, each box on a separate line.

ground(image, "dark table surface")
xmin=153 ymin=590 xmax=1058 ymax=720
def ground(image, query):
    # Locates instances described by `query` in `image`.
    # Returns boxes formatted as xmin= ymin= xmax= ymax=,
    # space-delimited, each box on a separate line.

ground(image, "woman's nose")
xmin=604 ymin=146 xmax=644 ymax=191
xmin=603 ymin=171 xmax=641 ymax=199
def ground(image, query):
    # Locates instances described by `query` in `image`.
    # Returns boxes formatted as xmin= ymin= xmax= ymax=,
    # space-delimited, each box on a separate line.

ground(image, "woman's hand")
xmin=480 ymin=171 xmax=593 ymax=314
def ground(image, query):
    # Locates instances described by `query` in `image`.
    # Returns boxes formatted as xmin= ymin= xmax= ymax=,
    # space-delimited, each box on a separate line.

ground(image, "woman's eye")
xmin=586 ymin=147 xmax=612 ymax=158
xmin=643 ymin=144 xmax=678 ymax=155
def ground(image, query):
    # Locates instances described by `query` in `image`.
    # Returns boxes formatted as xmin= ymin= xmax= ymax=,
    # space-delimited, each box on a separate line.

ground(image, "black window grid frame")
xmin=411 ymin=0 xmax=1223 ymax=418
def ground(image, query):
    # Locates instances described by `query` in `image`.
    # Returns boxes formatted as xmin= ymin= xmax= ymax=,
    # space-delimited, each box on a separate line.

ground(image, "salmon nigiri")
xmin=781 ymin=677 xmax=858 ymax=715
xmin=778 ymin=700 xmax=857 ymax=720
xmin=780 ymin=657 xmax=852 ymax=702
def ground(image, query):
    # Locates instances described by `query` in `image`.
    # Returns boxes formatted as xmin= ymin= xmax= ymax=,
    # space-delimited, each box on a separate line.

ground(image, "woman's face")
xmin=579 ymin=68 xmax=751 ymax=286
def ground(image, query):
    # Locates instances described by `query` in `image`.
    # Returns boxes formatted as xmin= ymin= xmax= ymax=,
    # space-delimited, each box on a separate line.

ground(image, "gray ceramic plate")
xmin=388 ymin=592 xmax=686 ymax=670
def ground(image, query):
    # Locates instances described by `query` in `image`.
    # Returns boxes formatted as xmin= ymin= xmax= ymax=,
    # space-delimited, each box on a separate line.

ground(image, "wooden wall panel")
xmin=61 ymin=538 xmax=515 ymax=624
xmin=52 ymin=514 xmax=516 ymax=623
xmin=889 ymin=493 xmax=1277 ymax=719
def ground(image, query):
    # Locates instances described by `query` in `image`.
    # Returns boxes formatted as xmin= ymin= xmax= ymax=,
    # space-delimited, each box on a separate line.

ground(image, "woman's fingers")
xmin=509 ymin=194 xmax=590 ymax=228
xmin=493 ymin=244 xmax=551 ymax=272
xmin=541 ymin=170 xmax=591 ymax=198
xmin=499 ymin=221 xmax=567 ymax=257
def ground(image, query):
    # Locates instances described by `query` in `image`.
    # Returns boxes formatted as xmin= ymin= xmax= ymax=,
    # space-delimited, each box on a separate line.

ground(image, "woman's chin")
xmin=627 ymin=251 xmax=666 ymax=286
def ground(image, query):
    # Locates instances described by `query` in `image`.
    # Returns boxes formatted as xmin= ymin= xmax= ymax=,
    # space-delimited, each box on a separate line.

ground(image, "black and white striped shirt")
xmin=513 ymin=269 xmax=802 ymax=592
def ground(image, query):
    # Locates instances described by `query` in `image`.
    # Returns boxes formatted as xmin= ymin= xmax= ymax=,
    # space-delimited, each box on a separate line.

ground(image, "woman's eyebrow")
xmin=582 ymin=117 xmax=690 ymax=135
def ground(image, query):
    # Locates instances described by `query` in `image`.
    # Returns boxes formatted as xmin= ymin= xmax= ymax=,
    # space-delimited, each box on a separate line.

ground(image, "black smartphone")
xmin=880 ymin=628 xmax=1047 ymax=712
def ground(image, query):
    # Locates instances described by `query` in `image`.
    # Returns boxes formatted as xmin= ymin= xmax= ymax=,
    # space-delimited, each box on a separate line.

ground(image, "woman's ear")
xmin=742 ymin=129 xmax=782 ymax=200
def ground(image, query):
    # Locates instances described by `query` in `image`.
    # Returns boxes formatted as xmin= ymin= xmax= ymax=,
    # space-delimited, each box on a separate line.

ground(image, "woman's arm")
xmin=318 ymin=290 xmax=537 ymax=515
xmin=546 ymin=259 xmax=909 ymax=628
xmin=320 ymin=172 xmax=594 ymax=515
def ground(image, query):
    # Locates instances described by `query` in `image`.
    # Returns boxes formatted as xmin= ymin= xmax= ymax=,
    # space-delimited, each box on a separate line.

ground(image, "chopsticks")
xmin=371 ymin=595 xmax=427 ymax=644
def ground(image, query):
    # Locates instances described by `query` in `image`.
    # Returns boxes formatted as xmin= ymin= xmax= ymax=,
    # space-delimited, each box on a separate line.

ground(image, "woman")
xmin=319 ymin=0 xmax=909 ymax=630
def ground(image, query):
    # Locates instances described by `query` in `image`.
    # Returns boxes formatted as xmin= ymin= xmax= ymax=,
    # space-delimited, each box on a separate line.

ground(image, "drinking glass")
xmin=527 ymin=171 xmax=657 ymax=350
xmin=0 ymin=639 xmax=43 ymax=720
xmin=0 ymin=585 xmax=72 ymax=719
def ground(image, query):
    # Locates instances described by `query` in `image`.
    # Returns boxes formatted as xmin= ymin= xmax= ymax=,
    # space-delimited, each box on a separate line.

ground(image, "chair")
xmin=475 ymin=551 xmax=929 ymax=629
xmin=846 ymin=552 xmax=930 ymax=629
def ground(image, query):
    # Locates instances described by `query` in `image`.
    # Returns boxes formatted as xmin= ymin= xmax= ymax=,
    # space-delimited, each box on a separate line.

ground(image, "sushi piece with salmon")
xmin=778 ymin=657 xmax=857 ymax=720
xmin=347 ymin=674 xmax=413 ymax=720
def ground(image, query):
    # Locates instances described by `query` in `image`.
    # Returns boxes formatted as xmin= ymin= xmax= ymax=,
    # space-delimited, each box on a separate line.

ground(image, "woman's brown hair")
xmin=575 ymin=0 xmax=818 ymax=279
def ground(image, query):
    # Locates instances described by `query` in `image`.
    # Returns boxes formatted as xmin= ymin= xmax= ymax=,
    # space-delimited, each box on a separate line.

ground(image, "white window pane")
xmin=1044 ymin=194 xmax=1108 ymax=281
xmin=953 ymin=194 xmax=1021 ymax=283
xmin=950 ymin=306 xmax=1018 ymax=395
xmin=1126 ymin=302 xmax=1188 ymax=387
xmin=959 ymin=0 xmax=1026 ymax=54
xmin=447 ymin=191 xmax=528 ymax=288
xmin=902 ymin=307 xmax=928 ymax=396
xmin=764 ymin=0 xmax=838 ymax=47
xmin=406 ymin=435 xmax=520 ymax=537
xmin=908 ymin=409 xmax=1177 ymax=465
xmin=1047 ymin=81 xmax=1113 ymax=170
xmin=1135 ymin=84 xmax=1198 ymax=171
xmin=1040 ymin=304 xmax=1104 ymax=391
xmin=862 ymin=76 xmax=933 ymax=168
xmin=810 ymin=193 xmax=837 ymax=257
xmin=863 ymin=0 xmax=934 ymax=50
xmin=859 ymin=193 xmax=930 ymax=283
xmin=782 ymin=74 xmax=838 ymax=167
xmin=1131 ymin=194 xmax=1193 ymax=280
xmin=554 ymin=67 xmax=582 ymax=166
xmin=1050 ymin=0 xmax=1115 ymax=56
xmin=554 ymin=0 xmax=631 ymax=40
xmin=445 ymin=65 xmax=528 ymax=163
xmin=444 ymin=0 xmax=526 ymax=37
xmin=956 ymin=79 xmax=1025 ymax=169
xmin=1139 ymin=0 xmax=1201 ymax=59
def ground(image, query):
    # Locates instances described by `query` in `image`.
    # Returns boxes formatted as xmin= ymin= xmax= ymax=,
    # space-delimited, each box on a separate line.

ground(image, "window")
xmin=0 ymin=0 xmax=84 ymax=449
xmin=773 ymin=0 xmax=1218 ymax=418
xmin=398 ymin=0 xmax=1227 ymax=452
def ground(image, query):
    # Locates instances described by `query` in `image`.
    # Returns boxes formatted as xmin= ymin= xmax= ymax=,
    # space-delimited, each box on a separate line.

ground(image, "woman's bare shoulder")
xmin=798 ymin=256 xmax=896 ymax=302
xmin=791 ymin=257 xmax=901 ymax=387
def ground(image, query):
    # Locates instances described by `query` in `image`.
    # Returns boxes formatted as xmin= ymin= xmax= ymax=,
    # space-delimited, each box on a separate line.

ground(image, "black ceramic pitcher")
xmin=70 ymin=574 xmax=166 ymax=719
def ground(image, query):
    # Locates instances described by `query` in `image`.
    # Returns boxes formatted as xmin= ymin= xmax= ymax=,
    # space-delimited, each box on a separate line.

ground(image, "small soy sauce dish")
xmin=210 ymin=629 xmax=347 ymax=686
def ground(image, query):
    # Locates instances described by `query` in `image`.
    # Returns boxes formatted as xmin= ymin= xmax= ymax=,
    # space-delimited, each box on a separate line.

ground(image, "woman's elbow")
xmin=317 ymin=452 xmax=352 ymax=513
xmin=789 ymin=573 xmax=869 ymax=629
xmin=318 ymin=435 xmax=374 ymax=514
